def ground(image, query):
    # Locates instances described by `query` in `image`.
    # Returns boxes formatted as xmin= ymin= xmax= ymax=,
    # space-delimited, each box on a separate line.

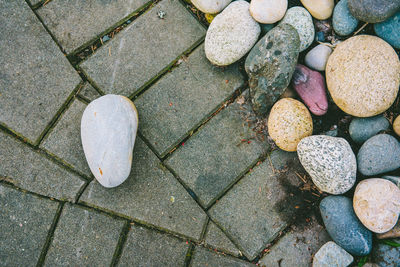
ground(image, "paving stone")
xmin=44 ymin=203 xmax=124 ymax=266
xmin=190 ymin=247 xmax=254 ymax=267
xmin=80 ymin=137 xmax=207 ymax=240
xmin=258 ymin=216 xmax=331 ymax=267
xmin=80 ymin=0 xmax=205 ymax=97
xmin=205 ymin=221 xmax=241 ymax=257
xmin=0 ymin=184 xmax=59 ymax=267
xmin=0 ymin=0 xmax=81 ymax=143
xmin=0 ymin=131 xmax=85 ymax=201
xmin=78 ymin=83 xmax=101 ymax=102
xmin=135 ymin=44 xmax=244 ymax=157
xmin=165 ymin=102 xmax=269 ymax=208
xmin=41 ymin=98 xmax=91 ymax=177
xmin=208 ymin=150 xmax=305 ymax=260
xmin=118 ymin=224 xmax=189 ymax=266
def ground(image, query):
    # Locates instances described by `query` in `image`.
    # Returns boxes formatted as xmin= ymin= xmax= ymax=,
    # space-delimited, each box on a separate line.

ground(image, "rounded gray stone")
xmin=333 ymin=0 xmax=359 ymax=36
xmin=372 ymin=239 xmax=400 ymax=267
xmin=312 ymin=241 xmax=353 ymax=267
xmin=349 ymin=115 xmax=389 ymax=144
xmin=304 ymin=44 xmax=332 ymax=71
xmin=348 ymin=0 xmax=400 ymax=23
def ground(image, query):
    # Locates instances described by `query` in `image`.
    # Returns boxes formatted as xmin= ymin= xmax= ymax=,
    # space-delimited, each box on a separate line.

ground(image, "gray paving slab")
xmin=0 ymin=131 xmax=85 ymax=201
xmin=0 ymin=0 xmax=81 ymax=143
xmin=208 ymin=150 xmax=304 ymax=260
xmin=38 ymin=0 xmax=150 ymax=54
xmin=78 ymin=82 xmax=101 ymax=102
xmin=135 ymin=44 xmax=244 ymax=157
xmin=80 ymin=0 xmax=205 ymax=97
xmin=190 ymin=247 xmax=254 ymax=267
xmin=205 ymin=221 xmax=241 ymax=257
xmin=0 ymin=184 xmax=59 ymax=267
xmin=80 ymin=137 xmax=207 ymax=241
xmin=118 ymin=224 xmax=189 ymax=267
xmin=258 ymin=216 xmax=331 ymax=267
xmin=44 ymin=203 xmax=124 ymax=266
xmin=165 ymin=102 xmax=269 ymax=208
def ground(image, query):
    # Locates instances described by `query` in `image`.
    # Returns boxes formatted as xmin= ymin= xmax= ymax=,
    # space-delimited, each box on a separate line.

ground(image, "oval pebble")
xmin=249 ymin=0 xmax=287 ymax=24
xmin=191 ymin=0 xmax=232 ymax=13
xmin=348 ymin=0 xmax=400 ymax=23
xmin=394 ymin=115 xmax=400 ymax=136
xmin=304 ymin=44 xmax=332 ymax=71
xmin=349 ymin=115 xmax=389 ymax=144
xmin=374 ymin=11 xmax=400 ymax=50
xmin=300 ymin=0 xmax=334 ymax=20
xmin=332 ymin=0 xmax=359 ymax=36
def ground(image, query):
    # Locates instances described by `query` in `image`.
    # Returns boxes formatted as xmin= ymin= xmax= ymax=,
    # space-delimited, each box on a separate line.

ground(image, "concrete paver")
xmin=205 ymin=221 xmax=241 ymax=257
xmin=190 ymin=247 xmax=254 ymax=267
xmin=78 ymin=83 xmax=101 ymax=102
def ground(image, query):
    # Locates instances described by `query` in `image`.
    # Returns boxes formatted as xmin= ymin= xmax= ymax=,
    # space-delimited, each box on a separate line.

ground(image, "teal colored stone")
xmin=349 ymin=115 xmax=389 ymax=144
xmin=374 ymin=11 xmax=400 ymax=49
xmin=333 ymin=0 xmax=359 ymax=36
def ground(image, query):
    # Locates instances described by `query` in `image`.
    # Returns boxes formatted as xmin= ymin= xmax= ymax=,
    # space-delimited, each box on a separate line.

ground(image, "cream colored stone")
xmin=353 ymin=178 xmax=400 ymax=233
xmin=192 ymin=0 xmax=232 ymax=14
xmin=377 ymin=221 xmax=400 ymax=239
xmin=326 ymin=35 xmax=400 ymax=117
xmin=249 ymin=0 xmax=288 ymax=24
xmin=393 ymin=115 xmax=400 ymax=136
xmin=268 ymin=98 xmax=313 ymax=152
xmin=300 ymin=0 xmax=334 ymax=19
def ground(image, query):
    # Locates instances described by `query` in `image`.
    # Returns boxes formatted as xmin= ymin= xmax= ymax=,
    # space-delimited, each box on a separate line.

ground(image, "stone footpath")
xmin=0 ymin=0 xmax=330 ymax=266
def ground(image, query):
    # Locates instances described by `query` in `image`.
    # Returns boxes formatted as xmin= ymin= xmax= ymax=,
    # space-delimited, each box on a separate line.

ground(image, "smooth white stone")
xmin=250 ymin=0 xmax=288 ymax=24
xmin=191 ymin=0 xmax=232 ymax=14
xmin=81 ymin=95 xmax=138 ymax=188
xmin=305 ymin=44 xmax=332 ymax=71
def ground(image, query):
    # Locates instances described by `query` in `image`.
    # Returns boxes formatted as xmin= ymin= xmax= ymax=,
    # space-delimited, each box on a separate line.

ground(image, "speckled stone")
xmin=81 ymin=95 xmax=138 ymax=188
xmin=353 ymin=178 xmax=400 ymax=234
xmin=312 ymin=241 xmax=353 ymax=267
xmin=249 ymin=0 xmax=287 ymax=24
xmin=333 ymin=0 xmax=359 ymax=36
xmin=268 ymin=98 xmax=313 ymax=152
xmin=394 ymin=115 xmax=400 ymax=136
xmin=279 ymin=6 xmax=315 ymax=51
xmin=297 ymin=135 xmax=356 ymax=194
xmin=192 ymin=0 xmax=232 ymax=13
xmin=304 ymin=44 xmax=332 ymax=71
xmin=245 ymin=24 xmax=300 ymax=116
xmin=300 ymin=0 xmax=334 ymax=20
xmin=357 ymin=134 xmax=400 ymax=176
xmin=377 ymin=221 xmax=400 ymax=239
xmin=349 ymin=115 xmax=390 ymax=144
xmin=372 ymin=239 xmax=400 ymax=267
xmin=326 ymin=35 xmax=400 ymax=117
xmin=374 ymin=11 xmax=400 ymax=50
xmin=205 ymin=1 xmax=260 ymax=66
xmin=348 ymin=0 xmax=400 ymax=23
xmin=320 ymin=196 xmax=373 ymax=256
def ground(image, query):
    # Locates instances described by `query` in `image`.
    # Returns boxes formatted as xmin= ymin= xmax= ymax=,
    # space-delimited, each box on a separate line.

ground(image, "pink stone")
xmin=291 ymin=64 xmax=328 ymax=115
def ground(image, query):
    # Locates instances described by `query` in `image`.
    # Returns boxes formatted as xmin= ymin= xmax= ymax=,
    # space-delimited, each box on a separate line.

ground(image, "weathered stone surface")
xmin=80 ymin=137 xmax=207 ymax=240
xmin=249 ymin=0 xmax=287 ymax=24
xmin=348 ymin=0 xmax=400 ymax=23
xmin=333 ymin=0 xmax=359 ymax=36
xmin=80 ymin=0 xmax=205 ymax=97
xmin=312 ymin=241 xmax=354 ymax=267
xmin=119 ymin=224 xmax=189 ymax=266
xmin=205 ymin=221 xmax=241 ymax=256
xmin=0 ymin=185 xmax=59 ymax=267
xmin=165 ymin=102 xmax=268 ymax=208
xmin=38 ymin=0 xmax=150 ymax=53
xmin=259 ymin=216 xmax=331 ymax=267
xmin=374 ymin=11 xmax=400 ymax=49
xmin=377 ymin=221 xmax=400 ymax=239
xmin=135 ymin=44 xmax=244 ymax=156
xmin=300 ymin=0 xmax=334 ymax=19
xmin=349 ymin=115 xmax=389 ymax=144
xmin=394 ymin=115 xmax=400 ymax=136
xmin=44 ymin=203 xmax=124 ymax=266
xmin=372 ymin=239 xmax=400 ymax=267
xmin=191 ymin=247 xmax=254 ymax=267
xmin=0 ymin=0 xmax=81 ymax=143
xmin=209 ymin=150 xmax=305 ymax=260
xmin=245 ymin=24 xmax=300 ymax=116
xmin=78 ymin=83 xmax=101 ymax=102
xmin=304 ymin=44 xmax=332 ymax=71
xmin=326 ymin=35 xmax=400 ymax=117
xmin=205 ymin=1 xmax=260 ymax=66
xmin=41 ymin=98 xmax=91 ymax=177
xmin=192 ymin=0 xmax=232 ymax=13
xmin=0 ymin=131 xmax=85 ymax=201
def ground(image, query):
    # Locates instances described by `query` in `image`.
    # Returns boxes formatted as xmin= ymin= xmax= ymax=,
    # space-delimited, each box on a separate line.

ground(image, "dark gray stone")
xmin=0 ymin=0 xmax=81 ymax=143
xmin=357 ymin=134 xmax=400 ymax=176
xmin=80 ymin=0 xmax=205 ymax=97
xmin=190 ymin=247 xmax=254 ymax=267
xmin=0 ymin=185 xmax=59 ymax=267
xmin=78 ymin=83 xmax=101 ymax=102
xmin=41 ymin=98 xmax=91 ymax=177
xmin=165 ymin=102 xmax=269 ymax=208
xmin=372 ymin=239 xmax=400 ymax=267
xmin=135 ymin=44 xmax=244 ymax=157
xmin=0 ymin=131 xmax=85 ymax=201
xmin=349 ymin=115 xmax=389 ymax=144
xmin=245 ymin=23 xmax=300 ymax=116
xmin=348 ymin=0 xmax=400 ymax=23
xmin=320 ymin=195 xmax=372 ymax=256
xmin=118 ymin=224 xmax=189 ymax=266
xmin=80 ymin=137 xmax=207 ymax=240
xmin=44 ymin=203 xmax=124 ymax=266
xmin=374 ymin=11 xmax=400 ymax=49
xmin=333 ymin=0 xmax=359 ymax=36
xmin=38 ymin=0 xmax=150 ymax=53
xmin=205 ymin=221 xmax=241 ymax=257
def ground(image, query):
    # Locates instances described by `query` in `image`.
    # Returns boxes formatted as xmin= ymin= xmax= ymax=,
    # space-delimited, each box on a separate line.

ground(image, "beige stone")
xmin=300 ymin=0 xmax=334 ymax=20
xmin=353 ymin=178 xmax=400 ymax=233
xmin=377 ymin=221 xmax=400 ymax=239
xmin=326 ymin=35 xmax=400 ymax=117
xmin=393 ymin=115 xmax=400 ymax=136
xmin=250 ymin=0 xmax=287 ymax=24
xmin=268 ymin=98 xmax=313 ymax=152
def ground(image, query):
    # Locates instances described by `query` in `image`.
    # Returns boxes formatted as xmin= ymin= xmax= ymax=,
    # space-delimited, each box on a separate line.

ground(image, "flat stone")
xmin=249 ymin=0 xmax=287 ymax=24
xmin=374 ymin=11 xmax=400 ymax=49
xmin=80 ymin=137 xmax=207 ymax=240
xmin=259 ymin=216 xmax=331 ymax=267
xmin=349 ymin=115 xmax=389 ymax=144
xmin=209 ymin=150 xmax=305 ymax=260
xmin=348 ymin=0 xmax=400 ymax=23
xmin=78 ymin=83 xmax=101 ymax=102
xmin=135 ymin=44 xmax=244 ymax=157
xmin=80 ymin=0 xmax=205 ymax=97
xmin=165 ymin=102 xmax=268 ymax=208
xmin=304 ymin=44 xmax=332 ymax=71
xmin=44 ymin=203 xmax=124 ymax=266
xmin=191 ymin=247 xmax=254 ymax=267
xmin=205 ymin=221 xmax=241 ymax=256
xmin=118 ymin=224 xmax=189 ymax=266
xmin=312 ymin=241 xmax=354 ymax=267
xmin=0 ymin=0 xmax=81 ymax=143
xmin=0 ymin=185 xmax=59 ymax=267
xmin=41 ymin=98 xmax=91 ymax=177
xmin=192 ymin=0 xmax=232 ymax=13
xmin=0 ymin=131 xmax=85 ymax=201
xmin=332 ymin=0 xmax=359 ymax=36
xmin=372 ymin=239 xmax=400 ymax=267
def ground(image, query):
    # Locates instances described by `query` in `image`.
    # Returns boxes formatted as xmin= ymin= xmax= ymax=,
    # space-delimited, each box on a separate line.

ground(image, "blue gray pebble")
xmin=374 ymin=11 xmax=400 ymax=49
xmin=349 ymin=115 xmax=389 ymax=144
xmin=372 ymin=239 xmax=400 ymax=267
xmin=333 ymin=0 xmax=359 ymax=36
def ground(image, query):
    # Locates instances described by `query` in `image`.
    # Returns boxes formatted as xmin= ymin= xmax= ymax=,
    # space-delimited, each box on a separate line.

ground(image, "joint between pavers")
xmin=0 ymin=123 xmax=36 ymax=147
xmin=76 ymin=67 xmax=106 ymax=96
xmin=31 ymin=0 xmax=54 ymax=11
xmin=177 ymin=0 xmax=208 ymax=30
xmin=0 ymin=181 xmax=63 ymax=204
xmin=110 ymin=221 xmax=131 ymax=267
